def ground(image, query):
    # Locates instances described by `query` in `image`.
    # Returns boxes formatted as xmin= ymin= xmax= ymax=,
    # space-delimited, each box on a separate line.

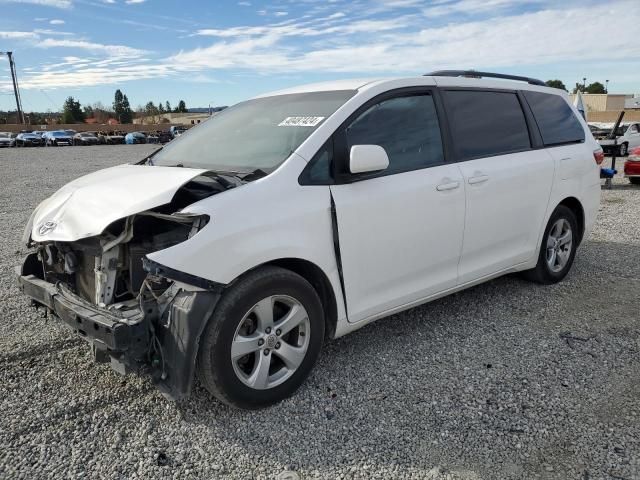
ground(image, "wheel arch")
xmin=557 ymin=196 xmax=585 ymax=245
xmin=258 ymin=258 xmax=338 ymax=340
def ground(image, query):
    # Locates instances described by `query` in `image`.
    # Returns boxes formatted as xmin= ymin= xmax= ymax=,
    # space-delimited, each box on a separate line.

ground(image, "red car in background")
xmin=624 ymin=147 xmax=640 ymax=185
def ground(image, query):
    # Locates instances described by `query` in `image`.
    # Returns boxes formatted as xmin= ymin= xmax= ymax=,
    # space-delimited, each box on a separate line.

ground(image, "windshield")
xmin=0 ymin=133 xmax=9 ymax=138
xmin=153 ymin=90 xmax=355 ymax=172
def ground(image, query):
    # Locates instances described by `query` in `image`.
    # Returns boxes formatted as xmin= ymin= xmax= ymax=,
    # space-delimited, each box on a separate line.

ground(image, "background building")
xmin=568 ymin=93 xmax=640 ymax=122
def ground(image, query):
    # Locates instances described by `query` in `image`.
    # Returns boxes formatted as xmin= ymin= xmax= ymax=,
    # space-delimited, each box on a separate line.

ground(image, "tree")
xmin=572 ymin=81 xmax=607 ymax=95
xmin=165 ymin=101 xmax=171 ymax=113
xmin=113 ymin=89 xmax=133 ymax=124
xmin=585 ymin=81 xmax=606 ymax=94
xmin=144 ymin=101 xmax=158 ymax=123
xmin=113 ymin=89 xmax=124 ymax=117
xmin=158 ymin=102 xmax=165 ymax=114
xmin=83 ymin=105 xmax=94 ymax=119
xmin=121 ymin=95 xmax=133 ymax=124
xmin=545 ymin=79 xmax=567 ymax=91
xmin=175 ymin=100 xmax=187 ymax=113
xmin=62 ymin=96 xmax=85 ymax=123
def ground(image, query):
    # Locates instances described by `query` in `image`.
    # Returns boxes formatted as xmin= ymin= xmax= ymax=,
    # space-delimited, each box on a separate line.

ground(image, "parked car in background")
xmin=624 ymin=146 xmax=640 ymax=184
xmin=157 ymin=131 xmax=173 ymax=144
xmin=31 ymin=131 xmax=46 ymax=142
xmin=146 ymin=133 xmax=160 ymax=144
xmin=73 ymin=132 xmax=100 ymax=146
xmin=169 ymin=126 xmax=187 ymax=138
xmin=597 ymin=123 xmax=640 ymax=156
xmin=125 ymin=132 xmax=147 ymax=144
xmin=96 ymin=131 xmax=125 ymax=145
xmin=64 ymin=129 xmax=77 ymax=137
xmin=15 ymin=132 xmax=43 ymax=147
xmin=85 ymin=131 xmax=105 ymax=145
xmin=0 ymin=132 xmax=16 ymax=147
xmin=15 ymin=71 xmax=601 ymax=409
xmin=44 ymin=130 xmax=73 ymax=146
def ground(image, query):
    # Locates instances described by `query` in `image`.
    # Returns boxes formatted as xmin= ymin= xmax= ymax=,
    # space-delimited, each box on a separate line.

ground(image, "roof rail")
xmin=426 ymin=70 xmax=546 ymax=87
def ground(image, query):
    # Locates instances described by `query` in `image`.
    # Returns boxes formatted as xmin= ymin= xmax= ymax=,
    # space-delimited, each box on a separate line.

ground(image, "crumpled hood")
xmin=30 ymin=164 xmax=207 ymax=243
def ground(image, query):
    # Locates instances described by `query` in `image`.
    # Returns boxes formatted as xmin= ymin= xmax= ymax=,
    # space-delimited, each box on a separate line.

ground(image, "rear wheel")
xmin=630 ymin=177 xmax=640 ymax=185
xmin=523 ymin=205 xmax=578 ymax=284
xmin=619 ymin=143 xmax=628 ymax=156
xmin=197 ymin=266 xmax=325 ymax=409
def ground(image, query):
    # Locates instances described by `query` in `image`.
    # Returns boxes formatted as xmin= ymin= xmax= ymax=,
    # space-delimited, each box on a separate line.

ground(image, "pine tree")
xmin=120 ymin=94 xmax=133 ymax=124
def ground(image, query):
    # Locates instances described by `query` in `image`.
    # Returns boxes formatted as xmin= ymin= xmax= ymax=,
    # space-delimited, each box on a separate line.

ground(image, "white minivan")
xmin=17 ymin=71 xmax=602 ymax=409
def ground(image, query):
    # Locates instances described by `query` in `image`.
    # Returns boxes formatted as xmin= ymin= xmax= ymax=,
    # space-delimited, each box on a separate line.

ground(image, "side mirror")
xmin=349 ymin=145 xmax=389 ymax=174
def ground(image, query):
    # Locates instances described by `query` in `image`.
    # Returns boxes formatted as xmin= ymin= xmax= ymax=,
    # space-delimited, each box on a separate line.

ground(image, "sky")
xmin=1 ymin=0 xmax=639 ymax=112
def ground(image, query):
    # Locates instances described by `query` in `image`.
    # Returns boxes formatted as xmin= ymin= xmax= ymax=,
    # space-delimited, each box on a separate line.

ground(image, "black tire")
xmin=197 ymin=266 xmax=325 ymax=409
xmin=630 ymin=177 xmax=640 ymax=185
xmin=619 ymin=143 xmax=628 ymax=156
xmin=522 ymin=205 xmax=579 ymax=285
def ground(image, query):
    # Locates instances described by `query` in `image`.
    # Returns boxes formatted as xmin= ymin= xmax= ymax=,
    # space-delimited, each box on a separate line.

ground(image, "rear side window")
xmin=442 ymin=90 xmax=531 ymax=160
xmin=345 ymin=94 xmax=444 ymax=174
xmin=523 ymin=91 xmax=585 ymax=146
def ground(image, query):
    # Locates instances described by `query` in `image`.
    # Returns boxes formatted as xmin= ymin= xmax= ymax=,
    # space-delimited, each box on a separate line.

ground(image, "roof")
xmin=253 ymin=78 xmax=385 ymax=98
xmin=254 ymin=75 xmax=559 ymax=99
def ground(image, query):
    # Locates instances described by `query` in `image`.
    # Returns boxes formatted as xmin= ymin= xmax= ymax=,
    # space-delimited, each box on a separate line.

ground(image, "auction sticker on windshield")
xmin=278 ymin=116 xmax=325 ymax=127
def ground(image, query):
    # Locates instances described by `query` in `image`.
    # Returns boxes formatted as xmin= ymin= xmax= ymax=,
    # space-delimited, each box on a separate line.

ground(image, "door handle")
xmin=436 ymin=181 xmax=460 ymax=191
xmin=468 ymin=174 xmax=489 ymax=185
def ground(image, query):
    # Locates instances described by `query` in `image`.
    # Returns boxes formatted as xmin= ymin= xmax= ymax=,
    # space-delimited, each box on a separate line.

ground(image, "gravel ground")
xmin=0 ymin=146 xmax=639 ymax=480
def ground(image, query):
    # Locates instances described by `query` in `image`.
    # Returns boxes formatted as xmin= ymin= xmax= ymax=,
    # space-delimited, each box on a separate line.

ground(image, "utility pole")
xmin=1 ymin=51 xmax=25 ymax=124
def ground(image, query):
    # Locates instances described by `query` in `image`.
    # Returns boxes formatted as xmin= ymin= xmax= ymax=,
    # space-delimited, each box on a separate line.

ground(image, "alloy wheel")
xmin=546 ymin=218 xmax=572 ymax=273
xmin=231 ymin=295 xmax=310 ymax=390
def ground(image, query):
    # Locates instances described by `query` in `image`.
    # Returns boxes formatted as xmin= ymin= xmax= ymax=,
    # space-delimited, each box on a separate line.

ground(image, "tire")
xmin=630 ymin=177 xmax=640 ymax=185
xmin=197 ymin=266 xmax=325 ymax=409
xmin=523 ymin=205 xmax=578 ymax=285
xmin=619 ymin=143 xmax=628 ymax=156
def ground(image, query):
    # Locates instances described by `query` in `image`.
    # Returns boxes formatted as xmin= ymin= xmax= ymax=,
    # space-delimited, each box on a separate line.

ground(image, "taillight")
xmin=628 ymin=147 xmax=640 ymax=162
xmin=593 ymin=149 xmax=605 ymax=165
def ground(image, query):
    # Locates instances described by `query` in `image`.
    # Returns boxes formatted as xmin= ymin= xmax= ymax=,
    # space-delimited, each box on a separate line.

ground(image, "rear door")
xmin=328 ymin=90 xmax=465 ymax=323
xmin=441 ymin=89 xmax=555 ymax=284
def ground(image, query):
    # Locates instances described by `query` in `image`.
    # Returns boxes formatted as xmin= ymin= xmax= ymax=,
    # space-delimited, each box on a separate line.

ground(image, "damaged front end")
xmin=15 ymin=170 xmax=237 ymax=400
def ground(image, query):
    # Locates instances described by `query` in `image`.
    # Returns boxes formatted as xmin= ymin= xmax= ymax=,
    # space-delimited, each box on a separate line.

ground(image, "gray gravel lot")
xmin=0 ymin=146 xmax=639 ymax=480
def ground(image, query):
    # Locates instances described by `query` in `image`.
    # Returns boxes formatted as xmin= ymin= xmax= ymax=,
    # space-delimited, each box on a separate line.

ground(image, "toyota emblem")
xmin=38 ymin=221 xmax=57 ymax=236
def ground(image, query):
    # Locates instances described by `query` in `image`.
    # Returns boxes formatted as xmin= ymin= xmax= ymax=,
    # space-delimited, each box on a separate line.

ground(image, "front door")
xmin=329 ymin=91 xmax=465 ymax=323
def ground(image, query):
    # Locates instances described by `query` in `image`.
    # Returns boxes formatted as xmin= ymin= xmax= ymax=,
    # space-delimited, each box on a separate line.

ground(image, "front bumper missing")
xmin=15 ymin=267 xmax=147 ymax=352
xmin=15 ymin=253 xmax=222 ymax=400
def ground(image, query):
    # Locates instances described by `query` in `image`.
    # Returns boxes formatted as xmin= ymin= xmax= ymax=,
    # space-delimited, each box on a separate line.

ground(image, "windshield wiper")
xmin=240 ymin=169 xmax=269 ymax=182
xmin=134 ymin=146 xmax=163 ymax=166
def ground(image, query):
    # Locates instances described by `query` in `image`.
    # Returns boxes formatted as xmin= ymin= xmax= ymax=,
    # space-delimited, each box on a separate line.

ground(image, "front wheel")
xmin=523 ymin=205 xmax=578 ymax=284
xmin=197 ymin=266 xmax=325 ymax=409
xmin=630 ymin=177 xmax=640 ymax=185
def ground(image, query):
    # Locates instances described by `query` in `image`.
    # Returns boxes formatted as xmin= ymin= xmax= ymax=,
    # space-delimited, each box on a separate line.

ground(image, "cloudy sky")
xmin=1 ymin=0 xmax=639 ymax=112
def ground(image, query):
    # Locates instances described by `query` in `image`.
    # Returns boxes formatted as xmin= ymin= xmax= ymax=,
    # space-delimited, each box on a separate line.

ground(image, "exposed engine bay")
xmin=19 ymin=171 xmax=246 ymax=399
xmin=37 ymin=210 xmax=207 ymax=307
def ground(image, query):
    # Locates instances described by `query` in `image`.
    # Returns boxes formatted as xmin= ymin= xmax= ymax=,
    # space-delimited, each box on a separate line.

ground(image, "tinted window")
xmin=301 ymin=139 xmax=333 ymax=184
xmin=523 ymin=91 xmax=585 ymax=146
xmin=443 ymin=90 xmax=531 ymax=160
xmin=346 ymin=94 xmax=444 ymax=174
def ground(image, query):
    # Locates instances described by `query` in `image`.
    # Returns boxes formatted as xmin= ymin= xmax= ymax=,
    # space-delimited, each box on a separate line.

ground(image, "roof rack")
xmin=426 ymin=70 xmax=546 ymax=87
